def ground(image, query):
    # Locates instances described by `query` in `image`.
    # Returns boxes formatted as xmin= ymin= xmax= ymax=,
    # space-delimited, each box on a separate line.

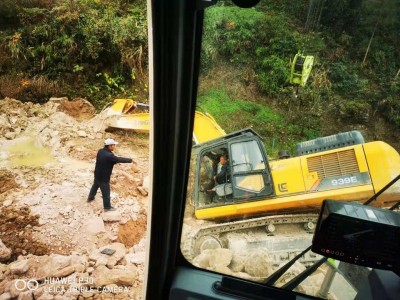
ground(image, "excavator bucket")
xmin=104 ymin=99 xmax=150 ymax=132
xmin=103 ymin=99 xmax=226 ymax=144
xmin=290 ymin=52 xmax=314 ymax=87
xmin=105 ymin=98 xmax=136 ymax=116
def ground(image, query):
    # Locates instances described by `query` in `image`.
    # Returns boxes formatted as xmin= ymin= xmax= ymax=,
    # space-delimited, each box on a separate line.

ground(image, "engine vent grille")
xmin=307 ymin=149 xmax=359 ymax=179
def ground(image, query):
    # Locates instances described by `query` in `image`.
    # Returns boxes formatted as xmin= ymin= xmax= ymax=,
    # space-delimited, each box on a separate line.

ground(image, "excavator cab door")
xmin=228 ymin=137 xmax=274 ymax=200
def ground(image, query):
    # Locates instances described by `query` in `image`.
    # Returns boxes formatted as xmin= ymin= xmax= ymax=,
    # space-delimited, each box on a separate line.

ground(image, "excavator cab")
xmin=290 ymin=51 xmax=314 ymax=87
xmin=194 ymin=128 xmax=274 ymax=209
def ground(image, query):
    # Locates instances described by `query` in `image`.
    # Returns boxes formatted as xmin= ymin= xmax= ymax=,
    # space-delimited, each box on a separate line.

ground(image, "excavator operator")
xmin=214 ymin=154 xmax=229 ymax=184
xmin=207 ymin=154 xmax=230 ymax=191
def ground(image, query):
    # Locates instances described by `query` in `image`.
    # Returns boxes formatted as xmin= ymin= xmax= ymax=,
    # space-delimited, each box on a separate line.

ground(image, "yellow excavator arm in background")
xmin=192 ymin=111 xmax=226 ymax=144
xmin=104 ymin=99 xmax=226 ymax=144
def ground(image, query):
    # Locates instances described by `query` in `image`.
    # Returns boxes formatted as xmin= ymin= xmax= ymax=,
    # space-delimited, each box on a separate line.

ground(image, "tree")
xmin=320 ymin=0 xmax=363 ymax=35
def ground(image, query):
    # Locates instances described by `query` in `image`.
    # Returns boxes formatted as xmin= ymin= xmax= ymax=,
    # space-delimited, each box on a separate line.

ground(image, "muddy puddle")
xmin=1 ymin=136 xmax=55 ymax=167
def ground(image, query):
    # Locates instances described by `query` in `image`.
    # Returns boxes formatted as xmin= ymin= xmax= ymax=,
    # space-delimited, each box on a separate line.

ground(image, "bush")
xmin=343 ymin=100 xmax=372 ymax=123
xmin=328 ymin=62 xmax=368 ymax=98
xmin=0 ymin=74 xmax=61 ymax=103
xmin=375 ymin=83 xmax=400 ymax=127
xmin=201 ymin=5 xmax=326 ymax=101
xmin=0 ymin=0 xmax=54 ymax=28
xmin=2 ymin=0 xmax=148 ymax=107
xmin=202 ymin=6 xmax=268 ymax=68
xmin=256 ymin=55 xmax=290 ymax=96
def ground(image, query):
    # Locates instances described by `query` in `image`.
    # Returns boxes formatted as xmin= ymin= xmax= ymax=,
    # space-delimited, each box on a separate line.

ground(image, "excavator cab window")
xmin=195 ymin=136 xmax=274 ymax=207
xmin=196 ymin=146 xmax=232 ymax=206
xmin=229 ymin=139 xmax=274 ymax=199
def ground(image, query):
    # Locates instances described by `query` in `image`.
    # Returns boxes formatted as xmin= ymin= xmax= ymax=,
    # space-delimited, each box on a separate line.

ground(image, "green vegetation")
xmin=0 ymin=0 xmax=399 ymax=149
xmin=202 ymin=6 xmax=312 ymax=96
xmin=199 ymin=1 xmax=399 ymax=150
xmin=197 ymin=89 xmax=319 ymax=154
xmin=0 ymin=0 xmax=147 ymax=108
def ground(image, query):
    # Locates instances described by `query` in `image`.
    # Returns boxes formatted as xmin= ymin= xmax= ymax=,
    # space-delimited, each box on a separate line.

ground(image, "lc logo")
xmin=278 ymin=182 xmax=288 ymax=192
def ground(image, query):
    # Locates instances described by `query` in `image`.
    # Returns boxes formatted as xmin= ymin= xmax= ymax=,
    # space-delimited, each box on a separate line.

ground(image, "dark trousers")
xmin=88 ymin=179 xmax=111 ymax=208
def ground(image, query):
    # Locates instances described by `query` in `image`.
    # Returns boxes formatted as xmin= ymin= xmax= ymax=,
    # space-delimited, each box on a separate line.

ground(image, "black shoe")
xmin=87 ymin=198 xmax=95 ymax=202
xmin=104 ymin=207 xmax=116 ymax=211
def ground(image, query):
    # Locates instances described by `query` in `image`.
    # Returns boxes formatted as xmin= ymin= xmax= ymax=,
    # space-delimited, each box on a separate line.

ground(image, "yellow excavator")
xmin=104 ymin=98 xmax=225 ymax=144
xmin=192 ymin=129 xmax=400 ymax=219
xmin=180 ymin=127 xmax=400 ymax=265
xmin=104 ymin=99 xmax=400 ymax=266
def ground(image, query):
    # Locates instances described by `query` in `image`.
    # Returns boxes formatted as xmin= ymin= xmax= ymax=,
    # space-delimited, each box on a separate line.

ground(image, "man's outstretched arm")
xmin=116 ymin=156 xmax=133 ymax=163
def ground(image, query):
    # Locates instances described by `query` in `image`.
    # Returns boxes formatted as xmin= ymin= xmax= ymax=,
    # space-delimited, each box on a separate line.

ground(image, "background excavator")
xmin=103 ymin=98 xmax=225 ymax=144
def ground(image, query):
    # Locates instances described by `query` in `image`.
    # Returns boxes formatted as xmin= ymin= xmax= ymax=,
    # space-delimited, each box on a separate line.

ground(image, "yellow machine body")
xmin=194 ymin=139 xmax=400 ymax=220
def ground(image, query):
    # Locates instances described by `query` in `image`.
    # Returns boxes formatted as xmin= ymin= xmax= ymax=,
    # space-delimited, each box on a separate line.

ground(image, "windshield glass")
xmin=181 ymin=1 xmax=400 ymax=299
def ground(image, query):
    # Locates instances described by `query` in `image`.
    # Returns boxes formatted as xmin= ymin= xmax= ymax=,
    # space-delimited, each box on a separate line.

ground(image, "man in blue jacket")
xmin=206 ymin=154 xmax=229 ymax=191
xmin=214 ymin=154 xmax=229 ymax=184
xmin=87 ymin=138 xmax=133 ymax=211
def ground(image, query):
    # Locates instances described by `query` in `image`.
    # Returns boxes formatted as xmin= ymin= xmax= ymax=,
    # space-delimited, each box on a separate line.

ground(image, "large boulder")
xmin=244 ymin=248 xmax=274 ymax=278
xmin=91 ymin=265 xmax=137 ymax=286
xmin=0 ymin=239 xmax=12 ymax=262
xmin=9 ymin=259 xmax=30 ymax=275
xmin=35 ymin=254 xmax=86 ymax=280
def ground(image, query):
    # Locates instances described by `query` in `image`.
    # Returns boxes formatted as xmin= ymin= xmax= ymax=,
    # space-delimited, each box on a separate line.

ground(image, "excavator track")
xmin=181 ymin=214 xmax=321 ymax=267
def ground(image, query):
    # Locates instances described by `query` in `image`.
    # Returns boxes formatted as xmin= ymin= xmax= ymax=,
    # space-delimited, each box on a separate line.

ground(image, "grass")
xmin=196 ymin=89 xmax=302 ymax=156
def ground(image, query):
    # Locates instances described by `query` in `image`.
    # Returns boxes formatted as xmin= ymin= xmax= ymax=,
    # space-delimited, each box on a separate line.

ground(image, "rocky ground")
xmin=0 ymin=97 xmax=354 ymax=300
xmin=0 ymin=97 xmax=149 ymax=300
